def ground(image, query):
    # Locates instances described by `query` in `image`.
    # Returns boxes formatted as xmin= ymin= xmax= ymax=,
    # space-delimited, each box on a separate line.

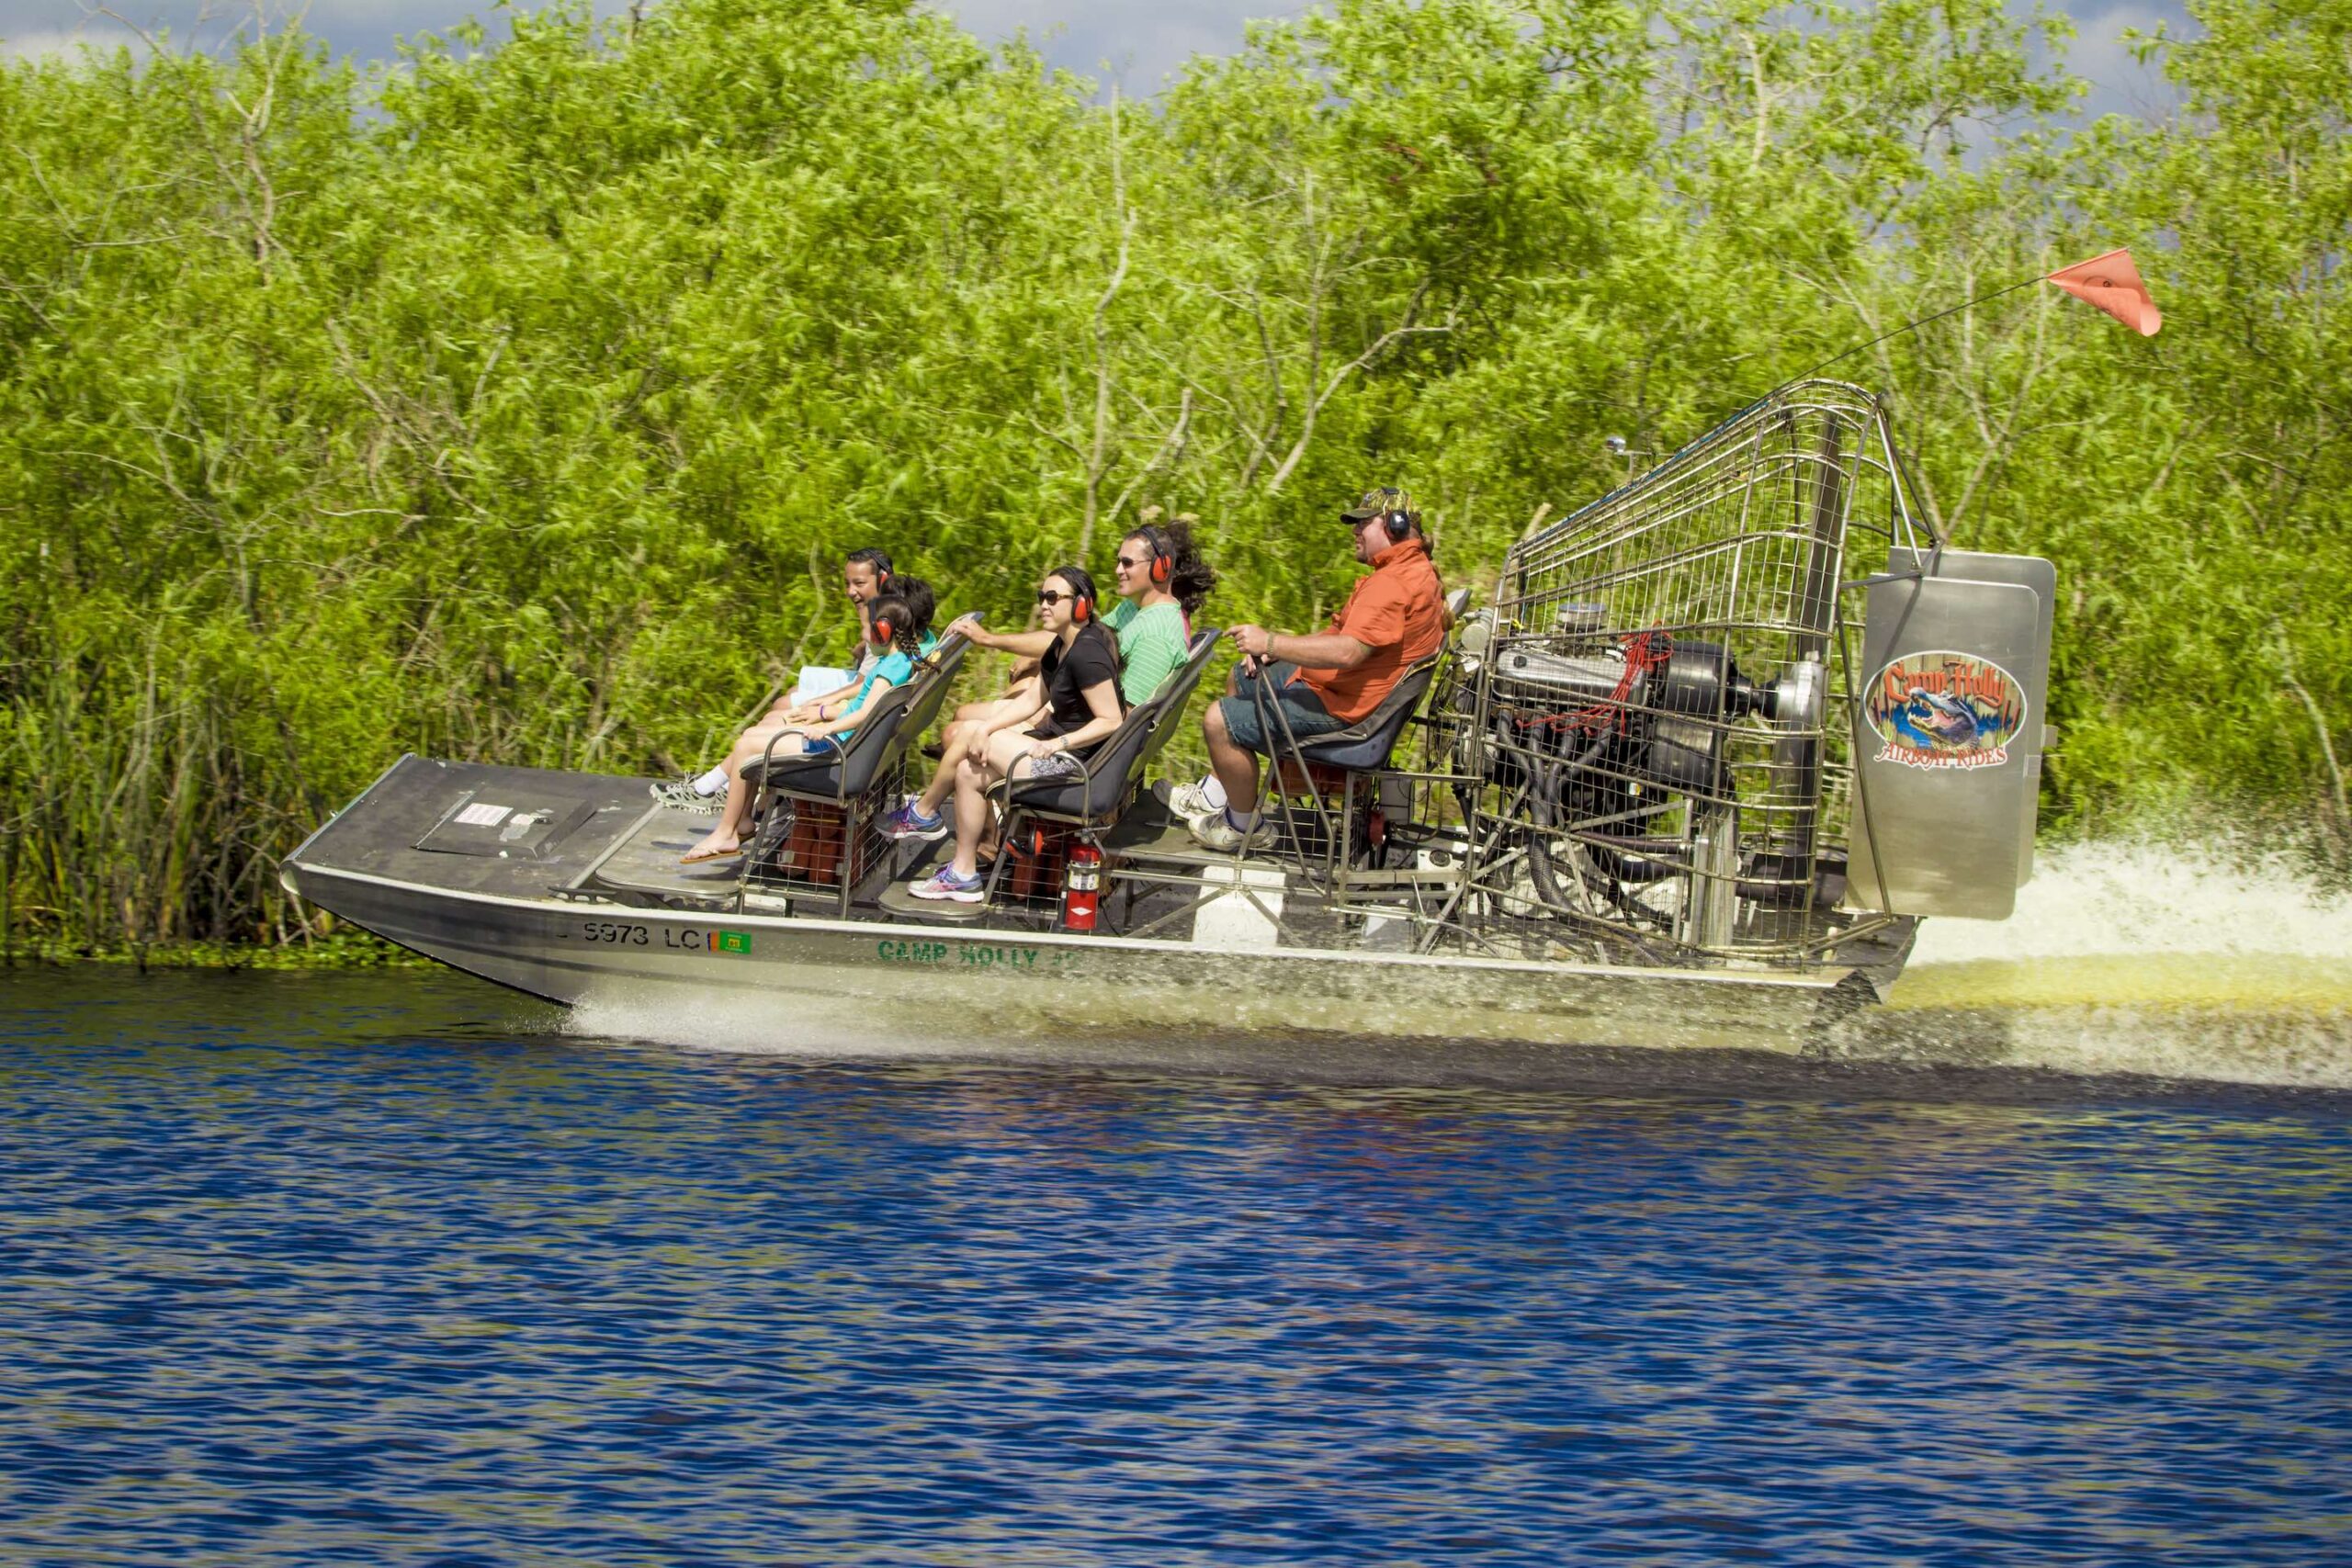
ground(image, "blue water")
xmin=3 ymin=969 xmax=2347 ymax=1565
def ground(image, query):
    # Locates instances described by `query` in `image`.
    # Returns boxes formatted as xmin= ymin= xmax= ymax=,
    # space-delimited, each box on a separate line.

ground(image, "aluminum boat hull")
xmin=281 ymin=755 xmax=1909 ymax=1055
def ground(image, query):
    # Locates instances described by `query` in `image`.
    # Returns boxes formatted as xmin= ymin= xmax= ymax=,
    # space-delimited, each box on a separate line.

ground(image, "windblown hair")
xmin=1126 ymin=521 xmax=1218 ymax=619
xmin=892 ymin=574 xmax=937 ymax=648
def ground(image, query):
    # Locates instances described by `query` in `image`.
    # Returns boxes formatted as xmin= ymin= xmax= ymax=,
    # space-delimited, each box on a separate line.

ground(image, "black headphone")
xmin=1364 ymin=487 xmax=1414 ymax=541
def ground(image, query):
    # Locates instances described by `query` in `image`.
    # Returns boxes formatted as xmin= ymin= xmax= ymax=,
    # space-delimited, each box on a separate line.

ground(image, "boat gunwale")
xmin=283 ymin=857 xmax=1856 ymax=994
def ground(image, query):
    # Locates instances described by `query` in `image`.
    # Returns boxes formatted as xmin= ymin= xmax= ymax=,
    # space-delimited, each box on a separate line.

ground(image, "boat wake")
xmin=561 ymin=840 xmax=2350 ymax=1092
xmin=1869 ymin=839 xmax=2352 ymax=1089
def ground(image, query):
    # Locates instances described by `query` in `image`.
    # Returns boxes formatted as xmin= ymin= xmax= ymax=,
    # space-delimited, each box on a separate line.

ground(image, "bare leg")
xmin=920 ymin=697 xmax=1032 ymax=816
xmin=1203 ymin=701 xmax=1261 ymax=820
xmin=948 ymin=755 xmax=992 ymax=878
xmin=684 ymin=724 xmax=799 ymax=859
xmin=912 ymin=719 xmax=976 ymax=817
xmin=949 ymin=729 xmax=1035 ymax=878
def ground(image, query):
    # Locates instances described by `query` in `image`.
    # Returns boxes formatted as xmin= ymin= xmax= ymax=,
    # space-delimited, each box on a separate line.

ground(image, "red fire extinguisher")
xmin=1062 ymin=840 xmax=1102 ymax=932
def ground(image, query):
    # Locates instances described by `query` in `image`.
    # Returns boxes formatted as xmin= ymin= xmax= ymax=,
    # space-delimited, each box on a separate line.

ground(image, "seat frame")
xmin=974 ymin=628 xmax=1223 ymax=923
xmin=1228 ymin=650 xmax=1442 ymax=899
xmin=736 ymin=633 xmax=970 ymax=915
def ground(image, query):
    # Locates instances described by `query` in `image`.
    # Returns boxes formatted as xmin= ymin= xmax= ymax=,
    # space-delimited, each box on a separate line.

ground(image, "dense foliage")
xmin=2 ymin=0 xmax=2345 ymax=951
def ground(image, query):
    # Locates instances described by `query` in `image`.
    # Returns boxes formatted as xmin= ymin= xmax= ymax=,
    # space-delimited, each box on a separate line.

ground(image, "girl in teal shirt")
xmin=682 ymin=583 xmax=935 ymax=864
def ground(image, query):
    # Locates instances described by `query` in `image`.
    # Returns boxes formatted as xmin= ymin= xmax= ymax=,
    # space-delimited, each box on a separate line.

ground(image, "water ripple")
xmin=0 ymin=969 xmax=2346 ymax=1564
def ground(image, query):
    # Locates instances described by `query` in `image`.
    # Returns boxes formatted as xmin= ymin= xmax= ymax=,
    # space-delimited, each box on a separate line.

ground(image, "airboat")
xmin=281 ymin=381 xmax=2054 ymax=1055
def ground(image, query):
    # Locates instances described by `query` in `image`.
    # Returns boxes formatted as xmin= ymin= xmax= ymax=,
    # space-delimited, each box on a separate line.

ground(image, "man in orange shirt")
xmin=1185 ymin=488 xmax=1445 ymax=852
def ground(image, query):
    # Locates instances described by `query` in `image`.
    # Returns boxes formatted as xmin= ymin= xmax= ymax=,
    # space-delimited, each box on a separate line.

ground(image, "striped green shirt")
xmin=1103 ymin=598 xmax=1189 ymax=706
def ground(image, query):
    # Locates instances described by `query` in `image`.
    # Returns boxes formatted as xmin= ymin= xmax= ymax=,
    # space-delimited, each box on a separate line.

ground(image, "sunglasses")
xmin=1036 ymin=589 xmax=1079 ymax=606
xmin=1114 ymin=555 xmax=1150 ymax=570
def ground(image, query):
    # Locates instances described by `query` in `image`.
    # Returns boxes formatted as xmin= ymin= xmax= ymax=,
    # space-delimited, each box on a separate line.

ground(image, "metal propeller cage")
xmin=1451 ymin=380 xmax=1938 ymax=964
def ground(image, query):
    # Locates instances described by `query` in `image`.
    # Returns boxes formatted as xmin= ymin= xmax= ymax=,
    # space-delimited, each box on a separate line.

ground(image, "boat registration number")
xmin=573 ymin=920 xmax=753 ymax=954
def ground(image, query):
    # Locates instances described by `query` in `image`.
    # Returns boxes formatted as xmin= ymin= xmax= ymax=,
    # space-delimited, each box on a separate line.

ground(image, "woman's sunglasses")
xmin=1036 ymin=589 xmax=1078 ymax=606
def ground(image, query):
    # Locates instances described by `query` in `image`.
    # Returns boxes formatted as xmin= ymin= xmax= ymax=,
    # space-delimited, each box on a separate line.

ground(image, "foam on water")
xmin=1881 ymin=839 xmax=2352 ymax=1089
xmin=566 ymin=839 xmax=2352 ymax=1091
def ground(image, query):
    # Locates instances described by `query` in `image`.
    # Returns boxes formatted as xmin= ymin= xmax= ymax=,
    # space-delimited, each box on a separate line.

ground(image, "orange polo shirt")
xmin=1292 ymin=537 xmax=1445 ymax=724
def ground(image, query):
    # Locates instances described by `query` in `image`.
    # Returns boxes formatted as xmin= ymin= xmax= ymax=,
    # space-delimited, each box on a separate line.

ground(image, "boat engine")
xmin=1487 ymin=635 xmax=1777 ymax=796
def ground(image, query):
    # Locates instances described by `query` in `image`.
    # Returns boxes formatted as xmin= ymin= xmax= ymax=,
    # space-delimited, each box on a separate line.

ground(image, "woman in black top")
xmin=909 ymin=567 xmax=1124 ymax=902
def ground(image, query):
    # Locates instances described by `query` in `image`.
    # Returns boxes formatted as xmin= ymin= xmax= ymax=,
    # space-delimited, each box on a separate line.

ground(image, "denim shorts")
xmin=1216 ymin=661 xmax=1348 ymax=753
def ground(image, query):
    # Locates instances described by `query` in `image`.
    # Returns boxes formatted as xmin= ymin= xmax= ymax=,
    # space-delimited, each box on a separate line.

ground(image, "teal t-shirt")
xmin=835 ymin=648 xmax=917 ymax=741
xmin=1104 ymin=599 xmax=1189 ymax=705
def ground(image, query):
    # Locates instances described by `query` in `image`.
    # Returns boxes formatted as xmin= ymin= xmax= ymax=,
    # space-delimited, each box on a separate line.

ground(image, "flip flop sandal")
xmin=679 ymin=845 xmax=741 ymax=865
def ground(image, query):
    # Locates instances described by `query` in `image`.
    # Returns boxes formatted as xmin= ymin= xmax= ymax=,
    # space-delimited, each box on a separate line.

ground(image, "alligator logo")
xmin=1863 ymin=651 xmax=2027 ymax=771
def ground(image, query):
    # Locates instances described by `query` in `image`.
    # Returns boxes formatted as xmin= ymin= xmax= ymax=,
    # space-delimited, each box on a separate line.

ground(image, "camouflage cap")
xmin=1340 ymin=486 xmax=1416 ymax=524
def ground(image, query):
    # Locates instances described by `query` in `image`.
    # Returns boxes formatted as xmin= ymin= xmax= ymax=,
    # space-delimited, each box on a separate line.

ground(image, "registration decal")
xmin=569 ymin=920 xmax=750 ymax=954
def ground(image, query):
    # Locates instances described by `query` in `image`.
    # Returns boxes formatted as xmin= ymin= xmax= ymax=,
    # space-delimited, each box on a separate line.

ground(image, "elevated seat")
xmin=979 ymin=629 xmax=1221 ymax=918
xmin=1235 ymin=646 xmax=1450 ymax=892
xmin=1280 ymin=653 xmax=1442 ymax=775
xmin=738 ymin=632 xmax=969 ymax=912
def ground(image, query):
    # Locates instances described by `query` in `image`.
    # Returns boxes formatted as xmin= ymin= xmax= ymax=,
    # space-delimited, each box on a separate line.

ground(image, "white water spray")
xmin=1883 ymin=839 xmax=2352 ymax=1089
xmin=1911 ymin=838 xmax=2352 ymax=965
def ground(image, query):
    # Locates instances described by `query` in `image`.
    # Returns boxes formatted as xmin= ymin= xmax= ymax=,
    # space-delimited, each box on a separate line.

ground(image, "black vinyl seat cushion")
xmin=1254 ymin=654 xmax=1440 ymax=773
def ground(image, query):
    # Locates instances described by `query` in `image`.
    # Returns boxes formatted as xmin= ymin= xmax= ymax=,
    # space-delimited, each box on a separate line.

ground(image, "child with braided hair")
xmin=681 ymin=580 xmax=936 ymax=864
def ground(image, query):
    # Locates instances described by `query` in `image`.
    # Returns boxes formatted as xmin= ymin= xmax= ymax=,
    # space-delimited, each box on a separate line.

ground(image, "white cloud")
xmin=2061 ymin=0 xmax=2188 ymax=123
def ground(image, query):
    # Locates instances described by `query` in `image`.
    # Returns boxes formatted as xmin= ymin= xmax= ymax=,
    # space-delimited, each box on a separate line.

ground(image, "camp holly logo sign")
xmin=1862 ymin=652 xmax=2028 ymax=771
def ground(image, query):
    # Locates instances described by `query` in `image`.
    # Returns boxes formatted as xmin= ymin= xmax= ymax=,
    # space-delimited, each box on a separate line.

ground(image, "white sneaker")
xmin=1166 ymin=779 xmax=1217 ymax=820
xmin=1190 ymin=810 xmax=1273 ymax=853
xmin=650 ymin=777 xmax=722 ymax=814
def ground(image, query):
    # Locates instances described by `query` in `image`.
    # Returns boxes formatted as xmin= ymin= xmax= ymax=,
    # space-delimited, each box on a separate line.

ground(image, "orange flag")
xmin=2045 ymin=247 xmax=2162 ymax=336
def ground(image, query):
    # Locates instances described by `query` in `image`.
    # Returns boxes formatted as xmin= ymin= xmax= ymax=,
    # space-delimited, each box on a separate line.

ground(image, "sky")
xmin=3 ymin=0 xmax=2191 ymax=124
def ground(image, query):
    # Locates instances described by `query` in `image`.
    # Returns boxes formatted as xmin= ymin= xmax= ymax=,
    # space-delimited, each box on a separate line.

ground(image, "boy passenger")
xmin=1182 ymin=488 xmax=1443 ymax=852
xmin=652 ymin=547 xmax=899 ymax=811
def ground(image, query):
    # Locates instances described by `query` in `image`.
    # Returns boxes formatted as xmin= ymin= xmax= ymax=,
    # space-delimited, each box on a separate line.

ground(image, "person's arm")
xmin=948 ymin=615 xmax=1055 ymax=659
xmin=1031 ymin=679 xmax=1122 ymax=756
xmin=808 ymin=660 xmax=914 ymax=732
xmin=1227 ymin=626 xmax=1374 ymax=670
xmin=987 ymin=697 xmax=1047 ymax=739
xmin=784 ymin=673 xmax=865 ymax=721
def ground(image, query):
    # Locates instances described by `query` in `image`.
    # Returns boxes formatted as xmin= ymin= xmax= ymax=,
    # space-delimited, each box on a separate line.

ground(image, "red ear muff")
xmin=873 ymin=616 xmax=894 ymax=642
xmin=1150 ymin=545 xmax=1171 ymax=585
xmin=1073 ymin=595 xmax=1091 ymax=624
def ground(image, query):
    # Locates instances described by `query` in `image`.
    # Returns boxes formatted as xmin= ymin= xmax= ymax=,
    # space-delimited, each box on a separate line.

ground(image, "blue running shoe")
xmin=909 ymin=865 xmax=986 ymax=903
xmin=880 ymin=802 xmax=950 ymax=841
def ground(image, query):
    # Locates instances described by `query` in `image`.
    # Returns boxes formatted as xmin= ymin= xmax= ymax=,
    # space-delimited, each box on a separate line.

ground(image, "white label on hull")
xmin=454 ymin=803 xmax=512 ymax=828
